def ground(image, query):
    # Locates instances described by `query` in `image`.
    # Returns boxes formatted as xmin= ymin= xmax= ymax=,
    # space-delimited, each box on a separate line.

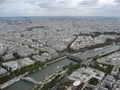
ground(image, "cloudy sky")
xmin=0 ymin=0 xmax=120 ymax=17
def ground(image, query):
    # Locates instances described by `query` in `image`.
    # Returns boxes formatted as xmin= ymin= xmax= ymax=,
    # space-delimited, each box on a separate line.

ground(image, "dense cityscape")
xmin=0 ymin=0 xmax=120 ymax=90
xmin=0 ymin=17 xmax=120 ymax=90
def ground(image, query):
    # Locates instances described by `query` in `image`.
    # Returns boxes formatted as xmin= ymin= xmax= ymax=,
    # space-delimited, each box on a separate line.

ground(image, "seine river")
xmin=4 ymin=44 xmax=120 ymax=90
xmin=5 ymin=58 xmax=76 ymax=90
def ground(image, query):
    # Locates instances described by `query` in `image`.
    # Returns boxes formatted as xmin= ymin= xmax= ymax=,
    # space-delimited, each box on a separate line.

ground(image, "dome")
xmin=73 ymin=81 xmax=81 ymax=86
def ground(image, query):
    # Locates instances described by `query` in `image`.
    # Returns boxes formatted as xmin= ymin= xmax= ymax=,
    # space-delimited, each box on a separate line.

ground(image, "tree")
xmin=0 ymin=55 xmax=3 ymax=61
xmin=13 ymin=52 xmax=21 ymax=59
xmin=106 ymin=38 xmax=113 ymax=42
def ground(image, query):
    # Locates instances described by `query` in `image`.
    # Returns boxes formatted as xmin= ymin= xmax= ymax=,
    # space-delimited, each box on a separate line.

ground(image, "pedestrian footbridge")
xmin=21 ymin=77 xmax=41 ymax=85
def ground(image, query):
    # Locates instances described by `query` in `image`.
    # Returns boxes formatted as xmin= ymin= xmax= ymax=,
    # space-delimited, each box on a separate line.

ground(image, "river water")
xmin=79 ymin=44 xmax=120 ymax=60
xmin=4 ymin=58 xmax=76 ymax=90
xmin=4 ymin=44 xmax=120 ymax=90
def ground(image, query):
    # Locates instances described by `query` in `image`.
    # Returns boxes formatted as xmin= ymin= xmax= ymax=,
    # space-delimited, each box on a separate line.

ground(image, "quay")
xmin=0 ymin=72 xmax=29 ymax=90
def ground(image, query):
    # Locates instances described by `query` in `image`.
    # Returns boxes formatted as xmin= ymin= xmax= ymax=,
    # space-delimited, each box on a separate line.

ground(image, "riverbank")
xmin=3 ymin=57 xmax=75 ymax=90
xmin=0 ymin=72 xmax=29 ymax=89
xmin=46 ymin=56 xmax=66 ymax=65
xmin=0 ymin=56 xmax=66 ymax=90
xmin=32 ymin=69 xmax=67 ymax=90
xmin=3 ymin=44 xmax=120 ymax=90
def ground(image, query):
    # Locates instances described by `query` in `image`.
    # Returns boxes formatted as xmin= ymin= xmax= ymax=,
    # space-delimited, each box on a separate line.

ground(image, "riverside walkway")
xmin=0 ymin=72 xmax=29 ymax=89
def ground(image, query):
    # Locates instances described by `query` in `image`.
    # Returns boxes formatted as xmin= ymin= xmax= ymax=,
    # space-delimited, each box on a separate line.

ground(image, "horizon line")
xmin=0 ymin=16 xmax=120 ymax=18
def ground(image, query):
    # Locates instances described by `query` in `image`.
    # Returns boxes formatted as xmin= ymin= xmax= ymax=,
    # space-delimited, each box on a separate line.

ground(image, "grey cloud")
xmin=0 ymin=0 xmax=7 ymax=5
xmin=0 ymin=0 xmax=7 ymax=3
xmin=37 ymin=2 xmax=54 ymax=9
xmin=32 ymin=0 xmax=68 ymax=10
xmin=79 ymin=0 xmax=98 ymax=6
xmin=28 ymin=1 xmax=53 ymax=9
xmin=0 ymin=0 xmax=120 ymax=16
xmin=115 ymin=0 xmax=120 ymax=4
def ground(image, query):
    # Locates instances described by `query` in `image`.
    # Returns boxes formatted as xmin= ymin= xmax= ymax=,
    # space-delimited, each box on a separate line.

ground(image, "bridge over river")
xmin=4 ymin=44 xmax=120 ymax=90
xmin=21 ymin=77 xmax=41 ymax=85
xmin=66 ymin=44 xmax=120 ymax=62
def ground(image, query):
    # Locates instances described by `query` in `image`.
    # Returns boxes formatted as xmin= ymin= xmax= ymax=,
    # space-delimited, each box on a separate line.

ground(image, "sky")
xmin=0 ymin=0 xmax=120 ymax=17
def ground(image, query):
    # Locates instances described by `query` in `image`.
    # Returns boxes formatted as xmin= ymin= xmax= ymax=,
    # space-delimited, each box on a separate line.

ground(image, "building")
xmin=111 ymin=66 xmax=119 ymax=76
xmin=2 ymin=58 xmax=35 ymax=71
xmin=113 ymin=80 xmax=120 ymax=90
xmin=96 ymin=75 xmax=116 ymax=90
xmin=72 ymin=81 xmax=81 ymax=90
xmin=68 ymin=67 xmax=105 ymax=83
xmin=0 ymin=68 xmax=7 ymax=75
